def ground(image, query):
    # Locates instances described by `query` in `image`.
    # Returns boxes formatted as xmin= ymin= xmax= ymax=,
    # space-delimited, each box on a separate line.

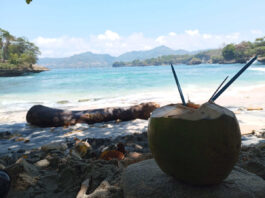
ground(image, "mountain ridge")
xmin=38 ymin=45 xmax=190 ymax=68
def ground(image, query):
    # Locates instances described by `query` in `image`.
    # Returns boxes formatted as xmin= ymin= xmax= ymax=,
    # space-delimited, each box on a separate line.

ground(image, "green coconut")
xmin=148 ymin=102 xmax=241 ymax=185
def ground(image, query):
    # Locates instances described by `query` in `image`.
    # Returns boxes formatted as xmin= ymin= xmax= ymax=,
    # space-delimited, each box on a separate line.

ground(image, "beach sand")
xmin=0 ymin=85 xmax=265 ymax=154
xmin=216 ymin=85 xmax=265 ymax=134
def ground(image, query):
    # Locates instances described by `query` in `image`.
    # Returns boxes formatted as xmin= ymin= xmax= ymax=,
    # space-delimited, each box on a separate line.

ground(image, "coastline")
xmin=0 ymin=84 xmax=265 ymax=155
xmin=1 ymin=84 xmax=265 ymax=131
xmin=0 ymin=64 xmax=49 ymax=77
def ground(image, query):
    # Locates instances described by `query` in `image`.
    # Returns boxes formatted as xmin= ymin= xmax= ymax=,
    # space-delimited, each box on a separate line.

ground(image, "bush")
xmin=222 ymin=44 xmax=236 ymax=60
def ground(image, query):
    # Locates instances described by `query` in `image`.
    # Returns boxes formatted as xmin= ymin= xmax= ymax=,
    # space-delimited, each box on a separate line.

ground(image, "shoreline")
xmin=0 ymin=64 xmax=49 ymax=77
xmin=0 ymin=85 xmax=265 ymax=155
xmin=1 ymin=84 xmax=265 ymax=132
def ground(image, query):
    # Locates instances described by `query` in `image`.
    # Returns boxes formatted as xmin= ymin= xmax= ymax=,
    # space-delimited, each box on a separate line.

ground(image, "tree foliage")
xmin=222 ymin=44 xmax=236 ymax=60
xmin=26 ymin=0 xmax=32 ymax=4
xmin=113 ymin=35 xmax=265 ymax=67
xmin=0 ymin=28 xmax=40 ymax=69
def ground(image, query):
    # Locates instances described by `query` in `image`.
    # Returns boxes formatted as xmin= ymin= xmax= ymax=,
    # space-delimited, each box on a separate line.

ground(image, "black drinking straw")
xmin=211 ymin=56 xmax=257 ymax=102
xmin=208 ymin=76 xmax=229 ymax=102
xmin=171 ymin=64 xmax=186 ymax=106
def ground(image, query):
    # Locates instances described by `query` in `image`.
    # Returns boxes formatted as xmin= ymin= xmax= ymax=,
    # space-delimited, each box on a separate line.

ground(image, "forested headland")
xmin=0 ymin=28 xmax=47 ymax=76
xmin=113 ymin=36 xmax=265 ymax=67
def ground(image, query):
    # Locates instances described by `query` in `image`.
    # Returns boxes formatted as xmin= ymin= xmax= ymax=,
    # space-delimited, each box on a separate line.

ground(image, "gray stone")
xmin=41 ymin=142 xmax=68 ymax=152
xmin=6 ymin=158 xmax=39 ymax=191
xmin=122 ymin=159 xmax=265 ymax=198
xmin=34 ymin=159 xmax=50 ymax=168
xmin=0 ymin=163 xmax=5 ymax=169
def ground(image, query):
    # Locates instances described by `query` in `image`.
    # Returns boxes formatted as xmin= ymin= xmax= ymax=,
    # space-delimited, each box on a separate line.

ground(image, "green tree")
xmin=222 ymin=44 xmax=236 ymax=60
xmin=0 ymin=28 xmax=15 ymax=61
xmin=234 ymin=41 xmax=254 ymax=63
xmin=254 ymin=37 xmax=265 ymax=47
xmin=0 ymin=37 xmax=2 ymax=60
xmin=255 ymin=46 xmax=265 ymax=57
xmin=0 ymin=28 xmax=40 ymax=69
xmin=9 ymin=53 xmax=20 ymax=65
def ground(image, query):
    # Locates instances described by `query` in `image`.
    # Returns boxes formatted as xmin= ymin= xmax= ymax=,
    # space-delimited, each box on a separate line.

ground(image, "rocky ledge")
xmin=122 ymin=159 xmax=265 ymax=198
xmin=0 ymin=65 xmax=49 ymax=77
xmin=257 ymin=57 xmax=265 ymax=64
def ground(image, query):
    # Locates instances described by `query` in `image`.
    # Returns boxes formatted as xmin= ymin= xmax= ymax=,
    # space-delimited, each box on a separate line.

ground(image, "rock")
xmin=0 ymin=155 xmax=14 ymax=167
xmin=75 ymin=140 xmax=92 ymax=157
xmin=26 ymin=150 xmax=45 ymax=164
xmin=0 ymin=131 xmax=12 ymax=139
xmin=0 ymin=163 xmax=5 ymax=169
xmin=119 ymin=153 xmax=153 ymax=168
xmin=5 ymin=158 xmax=39 ymax=191
xmin=0 ymin=64 xmax=48 ymax=77
xmin=34 ymin=159 xmax=50 ymax=168
xmin=127 ymin=152 xmax=142 ymax=159
xmin=237 ymin=142 xmax=265 ymax=179
xmin=17 ymin=149 xmax=26 ymax=153
xmin=237 ymin=107 xmax=245 ymax=111
xmin=78 ymin=99 xmax=90 ymax=102
xmin=122 ymin=159 xmax=265 ymax=198
xmin=24 ymin=139 xmax=30 ymax=143
xmin=41 ymin=142 xmax=68 ymax=152
xmin=70 ymin=149 xmax=83 ymax=160
xmin=57 ymin=100 xmax=69 ymax=104
xmin=0 ymin=159 xmax=6 ymax=166
xmin=86 ymin=180 xmax=122 ymax=198
xmin=14 ymin=137 xmax=29 ymax=142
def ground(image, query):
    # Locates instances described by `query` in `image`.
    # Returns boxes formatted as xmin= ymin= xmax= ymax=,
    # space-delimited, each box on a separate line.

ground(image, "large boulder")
xmin=122 ymin=159 xmax=265 ymax=198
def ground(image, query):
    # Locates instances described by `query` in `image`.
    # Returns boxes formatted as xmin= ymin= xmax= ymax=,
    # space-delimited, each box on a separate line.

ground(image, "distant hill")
xmin=113 ymin=49 xmax=223 ymax=67
xmin=38 ymin=52 xmax=115 ymax=68
xmin=38 ymin=46 xmax=190 ymax=68
xmin=116 ymin=46 xmax=189 ymax=62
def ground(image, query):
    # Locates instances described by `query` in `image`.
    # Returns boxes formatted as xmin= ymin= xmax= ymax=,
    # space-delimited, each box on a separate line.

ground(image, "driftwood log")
xmin=26 ymin=102 xmax=160 ymax=127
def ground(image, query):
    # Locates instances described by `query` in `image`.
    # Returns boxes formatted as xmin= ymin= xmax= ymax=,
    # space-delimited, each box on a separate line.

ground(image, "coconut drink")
xmin=148 ymin=57 xmax=257 ymax=185
xmin=148 ymin=102 xmax=241 ymax=185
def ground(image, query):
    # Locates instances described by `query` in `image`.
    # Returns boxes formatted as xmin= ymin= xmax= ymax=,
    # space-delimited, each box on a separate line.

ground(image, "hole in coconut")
xmin=187 ymin=102 xmax=200 ymax=109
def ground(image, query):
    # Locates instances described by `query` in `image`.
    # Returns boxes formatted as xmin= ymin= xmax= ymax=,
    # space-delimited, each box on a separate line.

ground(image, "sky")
xmin=1 ymin=0 xmax=265 ymax=58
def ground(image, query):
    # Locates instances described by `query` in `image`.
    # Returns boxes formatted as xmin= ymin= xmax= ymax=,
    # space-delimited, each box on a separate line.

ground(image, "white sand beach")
xmin=0 ymin=85 xmax=265 ymax=155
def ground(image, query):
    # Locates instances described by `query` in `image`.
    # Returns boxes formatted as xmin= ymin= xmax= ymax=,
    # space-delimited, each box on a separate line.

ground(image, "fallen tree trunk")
xmin=26 ymin=102 xmax=160 ymax=127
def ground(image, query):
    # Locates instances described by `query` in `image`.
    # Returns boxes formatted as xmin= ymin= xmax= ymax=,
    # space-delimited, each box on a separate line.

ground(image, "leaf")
xmin=99 ymin=150 xmax=125 ymax=160
xmin=75 ymin=141 xmax=91 ymax=157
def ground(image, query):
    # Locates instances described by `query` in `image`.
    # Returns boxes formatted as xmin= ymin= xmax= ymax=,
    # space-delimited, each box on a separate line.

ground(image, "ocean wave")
xmin=249 ymin=67 xmax=265 ymax=72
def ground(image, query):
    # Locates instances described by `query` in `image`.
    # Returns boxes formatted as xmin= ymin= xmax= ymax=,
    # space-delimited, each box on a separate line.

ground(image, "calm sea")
xmin=1 ymin=63 xmax=265 ymax=116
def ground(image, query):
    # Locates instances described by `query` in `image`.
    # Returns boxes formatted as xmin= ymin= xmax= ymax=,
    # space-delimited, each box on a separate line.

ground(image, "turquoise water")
xmin=1 ymin=63 xmax=265 ymax=114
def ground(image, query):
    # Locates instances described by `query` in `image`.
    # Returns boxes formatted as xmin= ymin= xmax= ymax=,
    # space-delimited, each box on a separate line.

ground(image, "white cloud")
xmin=225 ymin=32 xmax=240 ymax=40
xmin=155 ymin=36 xmax=166 ymax=44
xmin=168 ymin=32 xmax=176 ymax=36
xmin=202 ymin=34 xmax=212 ymax=39
xmin=97 ymin=30 xmax=120 ymax=41
xmin=185 ymin=29 xmax=199 ymax=36
xmin=251 ymin=29 xmax=263 ymax=35
xmin=33 ymin=30 xmax=248 ymax=58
